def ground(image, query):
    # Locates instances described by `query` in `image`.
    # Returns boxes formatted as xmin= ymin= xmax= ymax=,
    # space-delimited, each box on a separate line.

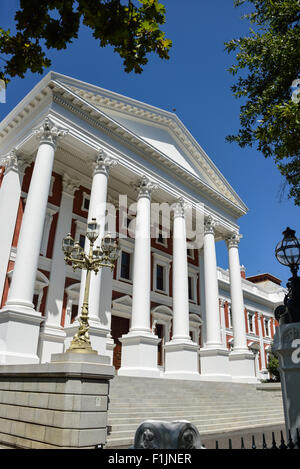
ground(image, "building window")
xmin=187 ymin=248 xmax=195 ymax=260
xmin=81 ymin=193 xmax=90 ymax=212
xmin=120 ymin=251 xmax=131 ymax=280
xmin=248 ymin=313 xmax=254 ymax=333
xmin=156 ymin=264 xmax=165 ymax=291
xmin=71 ymin=304 xmax=78 ymax=324
xmin=188 ymin=276 xmax=194 ymax=301
xmin=229 ymin=306 xmax=233 ymax=329
xmin=156 ymin=229 xmax=168 ymax=247
xmin=79 ymin=234 xmax=86 ymax=249
xmin=264 ymin=319 xmax=270 ymax=337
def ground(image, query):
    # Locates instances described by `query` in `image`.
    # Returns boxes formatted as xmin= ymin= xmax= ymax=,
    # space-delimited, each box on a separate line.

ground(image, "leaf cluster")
xmin=0 ymin=0 xmax=171 ymax=81
xmin=266 ymin=351 xmax=280 ymax=382
xmin=225 ymin=0 xmax=300 ymax=205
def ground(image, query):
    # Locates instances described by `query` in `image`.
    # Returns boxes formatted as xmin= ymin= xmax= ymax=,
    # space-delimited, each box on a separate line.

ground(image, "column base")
xmin=118 ymin=332 xmax=161 ymax=378
xmin=164 ymin=340 xmax=200 ymax=381
xmin=229 ymin=350 xmax=258 ymax=383
xmin=64 ymin=321 xmax=111 ymax=357
xmin=38 ymin=323 xmax=66 ymax=363
xmin=0 ymin=307 xmax=43 ymax=364
xmin=198 ymin=347 xmax=232 ymax=382
xmin=106 ymin=336 xmax=116 ymax=365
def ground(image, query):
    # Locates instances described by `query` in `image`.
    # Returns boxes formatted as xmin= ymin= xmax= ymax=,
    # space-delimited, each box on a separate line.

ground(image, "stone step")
xmin=108 ymin=409 xmax=284 ymax=424
xmin=107 ymin=376 xmax=283 ymax=448
xmin=106 ymin=418 xmax=285 ymax=448
xmin=108 ymin=402 xmax=282 ymax=411
xmin=109 ymin=412 xmax=284 ymax=432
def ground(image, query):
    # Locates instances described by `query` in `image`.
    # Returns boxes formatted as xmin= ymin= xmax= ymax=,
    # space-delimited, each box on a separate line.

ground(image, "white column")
xmin=118 ymin=176 xmax=160 ymax=378
xmin=38 ymin=173 xmax=80 ymax=363
xmin=172 ymin=198 xmax=191 ymax=341
xmin=219 ymin=300 xmax=227 ymax=348
xmin=198 ymin=216 xmax=231 ymax=381
xmin=0 ymin=150 xmax=31 ymax=301
xmin=130 ymin=178 xmax=154 ymax=334
xmin=226 ymin=232 xmax=257 ymax=383
xmin=198 ymin=248 xmax=206 ymax=346
xmin=0 ymin=118 xmax=68 ymax=364
xmin=257 ymin=312 xmax=267 ymax=374
xmin=164 ymin=198 xmax=200 ymax=380
xmin=64 ymin=149 xmax=117 ymax=357
xmin=226 ymin=233 xmax=248 ymax=353
xmin=203 ymin=216 xmax=222 ymax=348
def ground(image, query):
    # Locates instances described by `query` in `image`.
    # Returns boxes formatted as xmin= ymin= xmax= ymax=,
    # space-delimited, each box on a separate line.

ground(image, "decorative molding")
xmin=225 ymin=232 xmax=242 ymax=249
xmin=132 ymin=176 xmax=158 ymax=200
xmin=204 ymin=215 xmax=217 ymax=235
xmin=51 ymin=91 xmax=246 ymax=218
xmin=34 ymin=117 xmax=69 ymax=149
xmin=172 ymin=197 xmax=188 ymax=219
xmin=67 ymin=84 xmax=247 ymax=211
xmin=93 ymin=148 xmax=118 ymax=175
xmin=0 ymin=148 xmax=32 ymax=175
xmin=62 ymin=172 xmax=80 ymax=196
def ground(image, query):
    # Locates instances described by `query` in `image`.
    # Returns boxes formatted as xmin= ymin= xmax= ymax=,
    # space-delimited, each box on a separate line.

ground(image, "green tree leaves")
xmin=225 ymin=0 xmax=300 ymax=205
xmin=0 ymin=0 xmax=171 ymax=81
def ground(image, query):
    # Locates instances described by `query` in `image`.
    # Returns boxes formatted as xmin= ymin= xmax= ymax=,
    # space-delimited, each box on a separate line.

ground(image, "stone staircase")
xmin=106 ymin=376 xmax=284 ymax=448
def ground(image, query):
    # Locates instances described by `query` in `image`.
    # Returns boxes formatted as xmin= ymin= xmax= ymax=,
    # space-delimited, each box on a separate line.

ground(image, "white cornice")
xmin=51 ymin=82 xmax=247 ymax=218
xmin=0 ymin=71 xmax=247 ymax=219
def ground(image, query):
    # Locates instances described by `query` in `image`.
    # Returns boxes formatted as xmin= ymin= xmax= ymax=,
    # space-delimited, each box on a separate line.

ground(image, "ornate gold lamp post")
xmin=62 ymin=218 xmax=120 ymax=354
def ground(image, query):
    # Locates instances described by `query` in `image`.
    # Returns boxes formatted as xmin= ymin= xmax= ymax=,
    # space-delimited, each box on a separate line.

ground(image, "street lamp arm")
xmin=62 ymin=224 xmax=120 ymax=354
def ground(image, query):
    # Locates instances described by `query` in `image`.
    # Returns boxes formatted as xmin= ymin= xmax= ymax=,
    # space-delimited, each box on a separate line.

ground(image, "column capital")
xmin=93 ymin=149 xmax=118 ymax=175
xmin=225 ymin=232 xmax=243 ymax=249
xmin=172 ymin=197 xmax=188 ymax=219
xmin=204 ymin=215 xmax=217 ymax=235
xmin=34 ymin=118 xmax=69 ymax=149
xmin=62 ymin=173 xmax=80 ymax=197
xmin=0 ymin=149 xmax=32 ymax=175
xmin=133 ymin=176 xmax=158 ymax=200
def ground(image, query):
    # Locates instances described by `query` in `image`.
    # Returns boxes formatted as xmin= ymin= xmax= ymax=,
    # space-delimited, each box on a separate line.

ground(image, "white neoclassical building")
xmin=0 ymin=72 xmax=285 ymax=383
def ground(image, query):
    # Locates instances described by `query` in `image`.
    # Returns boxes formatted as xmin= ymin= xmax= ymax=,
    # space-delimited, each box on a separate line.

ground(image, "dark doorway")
xmin=156 ymin=323 xmax=164 ymax=366
xmin=111 ymin=316 xmax=130 ymax=370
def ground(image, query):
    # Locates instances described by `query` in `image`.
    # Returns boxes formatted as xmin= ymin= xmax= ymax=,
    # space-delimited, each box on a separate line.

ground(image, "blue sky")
xmin=0 ymin=0 xmax=299 ymax=286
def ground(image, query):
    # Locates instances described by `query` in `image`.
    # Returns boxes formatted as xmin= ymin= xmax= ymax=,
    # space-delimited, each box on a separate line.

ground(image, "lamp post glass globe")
xmin=102 ymin=233 xmax=117 ymax=252
xmin=72 ymin=242 xmax=84 ymax=260
xmin=87 ymin=218 xmax=99 ymax=243
xmin=275 ymin=227 xmax=300 ymax=276
xmin=62 ymin=233 xmax=74 ymax=254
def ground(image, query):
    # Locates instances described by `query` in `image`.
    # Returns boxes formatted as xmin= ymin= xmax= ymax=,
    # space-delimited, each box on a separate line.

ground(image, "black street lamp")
xmin=274 ymin=227 xmax=300 ymax=324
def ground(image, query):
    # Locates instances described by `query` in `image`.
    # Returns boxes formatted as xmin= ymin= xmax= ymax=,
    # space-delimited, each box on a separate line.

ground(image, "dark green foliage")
xmin=225 ymin=0 xmax=300 ymax=205
xmin=0 ymin=0 xmax=171 ymax=81
xmin=267 ymin=352 xmax=280 ymax=382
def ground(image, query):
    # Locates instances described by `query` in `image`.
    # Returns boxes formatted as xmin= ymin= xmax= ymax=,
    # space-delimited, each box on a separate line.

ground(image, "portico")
xmin=0 ymin=72 xmax=263 ymax=383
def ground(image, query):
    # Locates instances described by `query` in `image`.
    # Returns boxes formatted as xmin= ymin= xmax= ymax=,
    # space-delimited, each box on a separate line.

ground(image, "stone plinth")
xmin=273 ymin=322 xmax=300 ymax=442
xmin=164 ymin=341 xmax=200 ymax=380
xmin=0 ymin=352 xmax=114 ymax=449
xmin=198 ymin=347 xmax=232 ymax=382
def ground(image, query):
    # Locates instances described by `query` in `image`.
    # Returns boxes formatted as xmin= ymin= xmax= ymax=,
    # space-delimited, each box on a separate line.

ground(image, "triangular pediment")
xmin=88 ymin=108 xmax=215 ymax=188
xmin=0 ymin=71 xmax=247 ymax=216
xmin=50 ymin=73 xmax=246 ymax=213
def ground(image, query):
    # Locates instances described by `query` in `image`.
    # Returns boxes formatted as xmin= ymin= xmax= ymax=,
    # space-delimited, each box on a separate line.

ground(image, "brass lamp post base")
xmin=66 ymin=345 xmax=98 ymax=354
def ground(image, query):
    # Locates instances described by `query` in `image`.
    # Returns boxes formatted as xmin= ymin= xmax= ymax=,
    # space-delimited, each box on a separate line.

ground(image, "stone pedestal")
xmin=198 ymin=347 xmax=231 ymax=382
xmin=273 ymin=322 xmax=300 ymax=442
xmin=64 ymin=321 xmax=111 ymax=358
xmin=164 ymin=341 xmax=200 ymax=380
xmin=0 ymin=352 xmax=114 ymax=449
xmin=229 ymin=350 xmax=257 ymax=383
xmin=118 ymin=333 xmax=161 ymax=378
xmin=0 ymin=310 xmax=43 ymax=364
